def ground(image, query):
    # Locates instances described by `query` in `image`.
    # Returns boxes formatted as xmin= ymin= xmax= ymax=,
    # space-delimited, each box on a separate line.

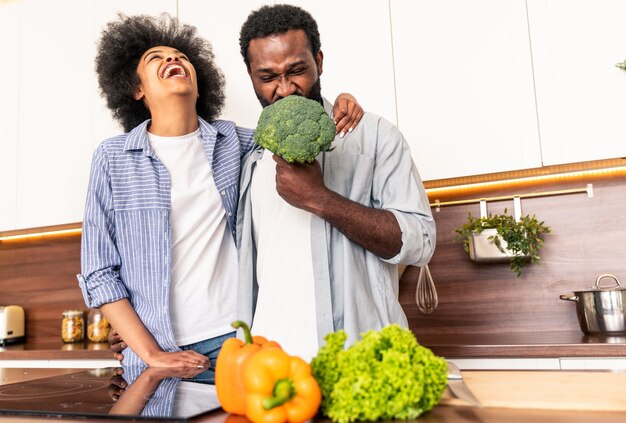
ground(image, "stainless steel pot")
xmin=560 ymin=274 xmax=626 ymax=335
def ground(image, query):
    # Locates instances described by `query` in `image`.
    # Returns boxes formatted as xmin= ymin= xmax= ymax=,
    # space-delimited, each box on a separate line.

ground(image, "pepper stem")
xmin=231 ymin=320 xmax=253 ymax=344
xmin=263 ymin=379 xmax=295 ymax=410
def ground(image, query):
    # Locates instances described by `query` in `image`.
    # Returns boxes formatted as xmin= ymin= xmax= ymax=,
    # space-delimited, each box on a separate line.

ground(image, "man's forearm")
xmin=308 ymin=188 xmax=402 ymax=259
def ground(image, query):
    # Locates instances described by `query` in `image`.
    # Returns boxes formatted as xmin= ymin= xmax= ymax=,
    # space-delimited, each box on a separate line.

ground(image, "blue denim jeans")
xmin=179 ymin=331 xmax=236 ymax=384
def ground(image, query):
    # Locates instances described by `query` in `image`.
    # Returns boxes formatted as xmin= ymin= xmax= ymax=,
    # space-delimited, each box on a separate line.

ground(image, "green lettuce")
xmin=311 ymin=324 xmax=447 ymax=423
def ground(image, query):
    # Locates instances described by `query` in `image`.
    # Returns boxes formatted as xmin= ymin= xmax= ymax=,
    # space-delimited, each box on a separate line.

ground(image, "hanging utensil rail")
xmin=430 ymin=184 xmax=593 ymax=211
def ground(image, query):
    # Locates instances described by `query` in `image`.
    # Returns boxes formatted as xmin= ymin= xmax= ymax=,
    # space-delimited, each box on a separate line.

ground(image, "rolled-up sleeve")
xmin=372 ymin=120 xmax=436 ymax=266
xmin=77 ymin=146 xmax=129 ymax=308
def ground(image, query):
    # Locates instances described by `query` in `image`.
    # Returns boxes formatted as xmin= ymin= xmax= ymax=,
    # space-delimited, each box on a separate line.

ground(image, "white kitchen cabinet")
xmin=178 ymin=0 xmax=269 ymax=130
xmin=0 ymin=2 xmax=21 ymax=231
xmin=559 ymin=357 xmax=626 ymax=370
xmin=15 ymin=0 xmax=96 ymax=230
xmin=179 ymin=0 xmax=397 ymax=129
xmin=390 ymin=0 xmax=542 ymax=181
xmin=449 ymin=358 xmax=561 ymax=370
xmin=92 ymin=0 xmax=179 ymax=146
xmin=450 ymin=357 xmax=626 ymax=370
xmin=1 ymin=0 xmax=176 ymax=231
xmin=285 ymin=0 xmax=398 ymax=126
xmin=527 ymin=0 xmax=626 ymax=165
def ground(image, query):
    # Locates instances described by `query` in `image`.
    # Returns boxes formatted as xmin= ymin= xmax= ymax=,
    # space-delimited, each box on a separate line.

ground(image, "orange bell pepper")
xmin=243 ymin=348 xmax=321 ymax=423
xmin=216 ymin=321 xmax=281 ymax=415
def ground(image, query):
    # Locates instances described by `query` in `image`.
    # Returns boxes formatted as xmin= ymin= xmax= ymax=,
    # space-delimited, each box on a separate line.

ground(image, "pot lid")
xmin=573 ymin=274 xmax=626 ymax=293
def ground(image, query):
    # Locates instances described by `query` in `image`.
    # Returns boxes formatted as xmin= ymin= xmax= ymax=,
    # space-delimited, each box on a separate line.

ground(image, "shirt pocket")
xmin=325 ymin=154 xmax=375 ymax=206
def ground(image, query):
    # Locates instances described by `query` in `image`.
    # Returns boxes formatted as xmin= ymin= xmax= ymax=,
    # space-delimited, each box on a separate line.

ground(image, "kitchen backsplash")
xmin=401 ymin=175 xmax=626 ymax=337
xmin=1 ymin=174 xmax=625 ymax=342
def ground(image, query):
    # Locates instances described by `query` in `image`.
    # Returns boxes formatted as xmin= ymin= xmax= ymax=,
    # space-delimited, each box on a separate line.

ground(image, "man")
xmin=82 ymin=13 xmax=362 ymax=375
xmin=236 ymin=4 xmax=436 ymax=361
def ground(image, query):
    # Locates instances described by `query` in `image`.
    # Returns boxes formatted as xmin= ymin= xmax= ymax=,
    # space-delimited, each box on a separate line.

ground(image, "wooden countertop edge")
xmin=0 ymin=349 xmax=114 ymax=360
xmin=3 ymin=345 xmax=623 ymax=360
xmin=428 ymin=343 xmax=626 ymax=358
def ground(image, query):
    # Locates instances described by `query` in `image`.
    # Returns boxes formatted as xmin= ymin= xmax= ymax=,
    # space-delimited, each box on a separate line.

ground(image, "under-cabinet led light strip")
xmin=0 ymin=227 xmax=82 ymax=242
xmin=1 ymin=165 xmax=624 ymax=242
xmin=425 ymin=165 xmax=626 ymax=197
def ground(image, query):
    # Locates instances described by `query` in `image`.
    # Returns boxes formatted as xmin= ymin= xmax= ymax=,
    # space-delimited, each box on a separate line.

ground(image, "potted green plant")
xmin=454 ymin=210 xmax=551 ymax=277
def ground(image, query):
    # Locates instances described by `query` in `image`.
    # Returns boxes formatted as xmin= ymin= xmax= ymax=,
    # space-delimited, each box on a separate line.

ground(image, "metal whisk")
xmin=415 ymin=264 xmax=438 ymax=314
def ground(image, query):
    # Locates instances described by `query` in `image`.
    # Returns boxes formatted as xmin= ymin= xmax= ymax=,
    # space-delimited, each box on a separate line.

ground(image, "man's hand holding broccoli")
xmin=255 ymin=94 xmax=402 ymax=259
xmin=272 ymin=154 xmax=328 ymax=214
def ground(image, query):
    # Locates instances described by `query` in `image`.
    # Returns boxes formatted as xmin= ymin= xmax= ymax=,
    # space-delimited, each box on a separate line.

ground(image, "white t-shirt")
xmin=148 ymin=129 xmax=237 ymax=346
xmin=250 ymin=150 xmax=318 ymax=361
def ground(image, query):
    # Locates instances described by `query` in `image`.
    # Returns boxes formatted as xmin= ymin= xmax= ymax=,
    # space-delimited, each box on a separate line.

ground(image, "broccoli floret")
xmin=311 ymin=324 xmax=448 ymax=423
xmin=253 ymin=95 xmax=336 ymax=163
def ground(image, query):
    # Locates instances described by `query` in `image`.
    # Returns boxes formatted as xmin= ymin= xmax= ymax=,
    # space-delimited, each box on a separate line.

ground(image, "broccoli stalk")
xmin=253 ymin=95 xmax=336 ymax=163
xmin=311 ymin=324 xmax=448 ymax=423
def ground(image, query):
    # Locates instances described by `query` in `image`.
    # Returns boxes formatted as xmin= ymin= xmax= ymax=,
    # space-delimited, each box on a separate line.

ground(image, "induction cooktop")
xmin=0 ymin=367 xmax=224 ymax=421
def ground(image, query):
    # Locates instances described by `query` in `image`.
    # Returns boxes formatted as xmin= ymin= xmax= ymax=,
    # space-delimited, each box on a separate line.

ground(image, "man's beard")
xmin=255 ymin=77 xmax=323 ymax=107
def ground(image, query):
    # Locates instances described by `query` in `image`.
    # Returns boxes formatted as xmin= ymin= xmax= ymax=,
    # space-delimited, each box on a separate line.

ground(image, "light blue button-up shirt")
xmin=78 ymin=118 xmax=254 ymax=367
xmin=237 ymin=99 xmax=436 ymax=348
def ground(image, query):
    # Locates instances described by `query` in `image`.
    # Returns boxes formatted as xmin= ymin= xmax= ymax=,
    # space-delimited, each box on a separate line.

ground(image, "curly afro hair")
xmin=239 ymin=4 xmax=321 ymax=70
xmin=95 ymin=13 xmax=225 ymax=132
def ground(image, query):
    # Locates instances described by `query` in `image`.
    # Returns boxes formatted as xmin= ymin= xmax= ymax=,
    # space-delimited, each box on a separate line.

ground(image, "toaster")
xmin=0 ymin=305 xmax=25 ymax=345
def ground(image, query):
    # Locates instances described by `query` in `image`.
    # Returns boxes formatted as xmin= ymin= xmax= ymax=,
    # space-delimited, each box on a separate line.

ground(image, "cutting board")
xmin=440 ymin=370 xmax=626 ymax=411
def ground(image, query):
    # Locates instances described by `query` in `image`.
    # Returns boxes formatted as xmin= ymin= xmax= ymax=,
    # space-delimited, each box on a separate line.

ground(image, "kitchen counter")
xmin=417 ymin=331 xmax=626 ymax=358
xmin=3 ymin=331 xmax=624 ymax=362
xmin=0 ymin=339 xmax=113 ymax=360
xmin=1 ymin=367 xmax=626 ymax=423
xmin=1 ymin=330 xmax=623 ymax=373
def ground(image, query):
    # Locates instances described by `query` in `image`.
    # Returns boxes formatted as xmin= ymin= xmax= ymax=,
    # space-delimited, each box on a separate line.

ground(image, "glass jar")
xmin=87 ymin=308 xmax=110 ymax=343
xmin=61 ymin=310 xmax=84 ymax=343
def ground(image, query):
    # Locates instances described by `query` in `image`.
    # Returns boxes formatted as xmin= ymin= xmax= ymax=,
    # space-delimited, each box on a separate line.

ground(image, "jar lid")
xmin=63 ymin=310 xmax=84 ymax=317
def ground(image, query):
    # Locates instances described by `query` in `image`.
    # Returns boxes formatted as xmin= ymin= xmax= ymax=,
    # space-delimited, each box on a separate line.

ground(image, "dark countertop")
xmin=1 ymin=368 xmax=626 ymax=423
xmin=0 ymin=339 xmax=114 ymax=360
xmin=417 ymin=331 xmax=626 ymax=358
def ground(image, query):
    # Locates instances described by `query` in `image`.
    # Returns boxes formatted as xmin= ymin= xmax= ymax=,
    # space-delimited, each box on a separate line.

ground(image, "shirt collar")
xmin=322 ymin=96 xmax=333 ymax=118
xmin=123 ymin=117 xmax=219 ymax=155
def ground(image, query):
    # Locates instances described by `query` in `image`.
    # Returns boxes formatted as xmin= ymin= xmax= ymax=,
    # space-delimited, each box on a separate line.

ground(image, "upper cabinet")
xmin=527 ymin=0 xmax=626 ymax=165
xmin=178 ymin=0 xmax=398 ymax=129
xmin=0 ymin=0 xmax=176 ymax=232
xmin=178 ymin=0 xmax=269 ymax=130
xmin=284 ymin=0 xmax=398 ymax=126
xmin=390 ymin=0 xmax=542 ymax=181
xmin=10 ymin=0 xmax=96 ymax=231
xmin=0 ymin=2 xmax=21 ymax=231
xmin=2 ymin=1 xmax=626 ymax=232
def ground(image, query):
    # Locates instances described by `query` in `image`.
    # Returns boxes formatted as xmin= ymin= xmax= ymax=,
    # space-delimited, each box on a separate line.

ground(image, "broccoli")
xmin=311 ymin=324 xmax=448 ymax=423
xmin=253 ymin=95 xmax=336 ymax=163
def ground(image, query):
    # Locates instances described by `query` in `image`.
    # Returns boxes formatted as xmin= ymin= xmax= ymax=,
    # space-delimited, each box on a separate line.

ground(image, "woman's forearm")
xmin=100 ymin=299 xmax=163 ymax=363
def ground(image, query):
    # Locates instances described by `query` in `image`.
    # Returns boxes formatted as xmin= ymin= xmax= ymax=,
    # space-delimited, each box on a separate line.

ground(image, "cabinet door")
xmin=285 ymin=0 xmax=397 ymax=125
xmin=527 ymin=0 xmax=626 ymax=165
xmin=92 ymin=1 xmax=179 ymax=147
xmin=178 ymin=0 xmax=269 ymax=130
xmin=0 ymin=2 xmax=21 ymax=231
xmin=179 ymin=0 xmax=397 ymax=129
xmin=15 ymin=0 xmax=96 ymax=230
xmin=391 ymin=0 xmax=542 ymax=181
xmin=3 ymin=0 xmax=176 ymax=231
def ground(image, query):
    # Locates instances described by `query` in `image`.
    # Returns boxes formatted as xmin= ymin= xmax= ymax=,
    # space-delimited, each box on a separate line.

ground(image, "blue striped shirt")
xmin=77 ymin=118 xmax=254 ymax=367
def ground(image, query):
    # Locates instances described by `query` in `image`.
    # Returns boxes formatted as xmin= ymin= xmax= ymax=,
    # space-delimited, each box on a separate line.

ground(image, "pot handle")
xmin=595 ymin=274 xmax=621 ymax=290
xmin=559 ymin=293 xmax=578 ymax=302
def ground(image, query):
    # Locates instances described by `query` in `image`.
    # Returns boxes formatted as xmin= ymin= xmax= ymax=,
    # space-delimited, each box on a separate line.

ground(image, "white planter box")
xmin=468 ymin=228 xmax=526 ymax=263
